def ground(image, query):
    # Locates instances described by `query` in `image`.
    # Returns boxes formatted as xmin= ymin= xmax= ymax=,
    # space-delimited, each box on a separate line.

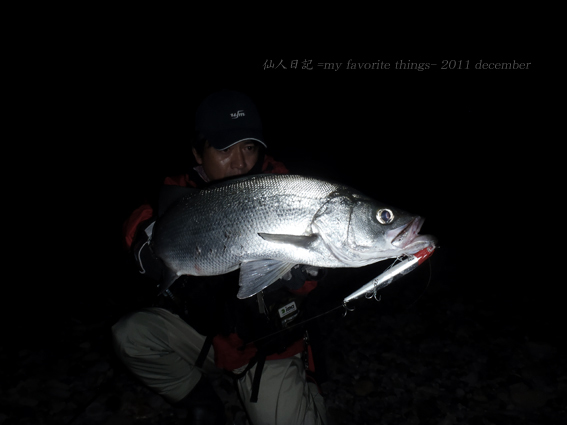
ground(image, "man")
xmin=113 ymin=90 xmax=327 ymax=425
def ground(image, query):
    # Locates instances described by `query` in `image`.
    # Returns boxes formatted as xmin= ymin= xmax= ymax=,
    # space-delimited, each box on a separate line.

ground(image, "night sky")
xmin=10 ymin=51 xmax=554 ymax=350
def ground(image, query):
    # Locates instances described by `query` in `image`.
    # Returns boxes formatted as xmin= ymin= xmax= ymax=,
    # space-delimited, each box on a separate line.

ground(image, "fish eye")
xmin=376 ymin=208 xmax=394 ymax=224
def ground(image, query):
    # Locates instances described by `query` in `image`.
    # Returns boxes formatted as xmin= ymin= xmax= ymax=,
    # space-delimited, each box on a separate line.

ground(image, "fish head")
xmin=313 ymin=191 xmax=436 ymax=266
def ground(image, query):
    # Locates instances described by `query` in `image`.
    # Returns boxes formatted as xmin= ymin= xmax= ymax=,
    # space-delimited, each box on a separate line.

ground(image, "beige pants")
xmin=112 ymin=307 xmax=327 ymax=424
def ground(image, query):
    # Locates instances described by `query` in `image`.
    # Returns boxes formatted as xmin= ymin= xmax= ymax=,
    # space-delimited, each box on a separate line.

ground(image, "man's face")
xmin=192 ymin=140 xmax=260 ymax=182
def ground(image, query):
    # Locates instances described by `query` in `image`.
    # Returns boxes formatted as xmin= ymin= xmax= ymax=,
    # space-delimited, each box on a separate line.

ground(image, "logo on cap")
xmin=230 ymin=110 xmax=245 ymax=119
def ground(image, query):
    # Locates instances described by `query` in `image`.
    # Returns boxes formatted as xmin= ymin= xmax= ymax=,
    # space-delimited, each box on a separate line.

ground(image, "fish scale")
xmin=151 ymin=174 xmax=436 ymax=298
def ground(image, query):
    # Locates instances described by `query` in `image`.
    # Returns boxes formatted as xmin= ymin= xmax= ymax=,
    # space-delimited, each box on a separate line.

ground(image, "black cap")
xmin=195 ymin=90 xmax=267 ymax=150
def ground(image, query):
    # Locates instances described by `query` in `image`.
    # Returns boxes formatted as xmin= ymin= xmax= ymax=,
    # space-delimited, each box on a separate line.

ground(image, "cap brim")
xmin=207 ymin=128 xmax=267 ymax=150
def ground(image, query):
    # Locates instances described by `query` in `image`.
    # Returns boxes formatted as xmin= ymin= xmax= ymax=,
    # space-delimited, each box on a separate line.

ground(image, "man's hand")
xmin=282 ymin=265 xmax=322 ymax=290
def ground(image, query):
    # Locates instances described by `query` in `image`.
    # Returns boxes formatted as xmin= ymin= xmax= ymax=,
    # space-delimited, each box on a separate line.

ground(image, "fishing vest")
xmin=154 ymin=270 xmax=320 ymax=402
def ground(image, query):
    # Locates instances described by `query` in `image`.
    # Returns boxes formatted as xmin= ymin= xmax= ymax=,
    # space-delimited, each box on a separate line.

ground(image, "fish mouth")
xmin=390 ymin=217 xmax=423 ymax=248
xmin=388 ymin=217 xmax=435 ymax=252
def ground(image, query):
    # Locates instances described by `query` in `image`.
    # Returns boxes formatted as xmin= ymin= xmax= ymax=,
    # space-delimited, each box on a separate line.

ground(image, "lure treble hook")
xmin=342 ymin=301 xmax=355 ymax=317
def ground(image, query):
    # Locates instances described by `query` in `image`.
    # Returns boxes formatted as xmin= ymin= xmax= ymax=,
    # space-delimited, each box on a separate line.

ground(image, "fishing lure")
xmin=343 ymin=246 xmax=435 ymax=306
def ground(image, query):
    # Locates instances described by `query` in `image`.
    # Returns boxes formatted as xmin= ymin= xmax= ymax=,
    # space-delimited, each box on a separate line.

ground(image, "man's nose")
xmin=230 ymin=147 xmax=246 ymax=169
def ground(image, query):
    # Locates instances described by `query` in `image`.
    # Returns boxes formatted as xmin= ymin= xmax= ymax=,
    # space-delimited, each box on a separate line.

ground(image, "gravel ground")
xmin=2 ymin=255 xmax=564 ymax=425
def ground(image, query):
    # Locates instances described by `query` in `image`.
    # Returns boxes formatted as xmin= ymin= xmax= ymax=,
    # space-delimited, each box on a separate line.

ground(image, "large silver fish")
xmin=151 ymin=174 xmax=436 ymax=298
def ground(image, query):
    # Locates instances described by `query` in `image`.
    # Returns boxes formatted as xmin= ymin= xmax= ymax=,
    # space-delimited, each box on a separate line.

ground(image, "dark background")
xmin=5 ymin=43 xmax=564 ymax=425
xmin=9 ymin=49 xmax=552 ymax=345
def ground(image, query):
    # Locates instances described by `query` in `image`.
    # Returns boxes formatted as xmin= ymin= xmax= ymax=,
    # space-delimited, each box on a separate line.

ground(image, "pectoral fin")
xmin=258 ymin=233 xmax=318 ymax=249
xmin=237 ymin=260 xmax=296 ymax=299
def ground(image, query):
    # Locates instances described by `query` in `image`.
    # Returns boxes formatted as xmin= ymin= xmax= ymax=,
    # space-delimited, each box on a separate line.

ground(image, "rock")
xmin=496 ymin=389 xmax=509 ymax=402
xmin=18 ymin=349 xmax=32 ymax=358
xmin=83 ymin=351 xmax=101 ymax=362
xmin=18 ymin=397 xmax=39 ymax=408
xmin=440 ymin=412 xmax=457 ymax=425
xmin=173 ymin=407 xmax=188 ymax=419
xmin=90 ymin=360 xmax=110 ymax=373
xmin=509 ymin=382 xmax=549 ymax=409
xmin=103 ymin=414 xmax=134 ymax=425
xmin=526 ymin=341 xmax=555 ymax=362
xmin=471 ymin=388 xmax=488 ymax=403
xmin=148 ymin=393 xmax=167 ymax=409
xmin=460 ymin=371 xmax=478 ymax=386
xmin=85 ymin=400 xmax=110 ymax=422
xmin=46 ymin=379 xmax=71 ymax=399
xmin=353 ymin=379 xmax=374 ymax=396
xmin=415 ymin=385 xmax=438 ymax=401
xmin=5 ymin=268 xmax=565 ymax=425
xmin=50 ymin=400 xmax=67 ymax=414
xmin=520 ymin=364 xmax=556 ymax=393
